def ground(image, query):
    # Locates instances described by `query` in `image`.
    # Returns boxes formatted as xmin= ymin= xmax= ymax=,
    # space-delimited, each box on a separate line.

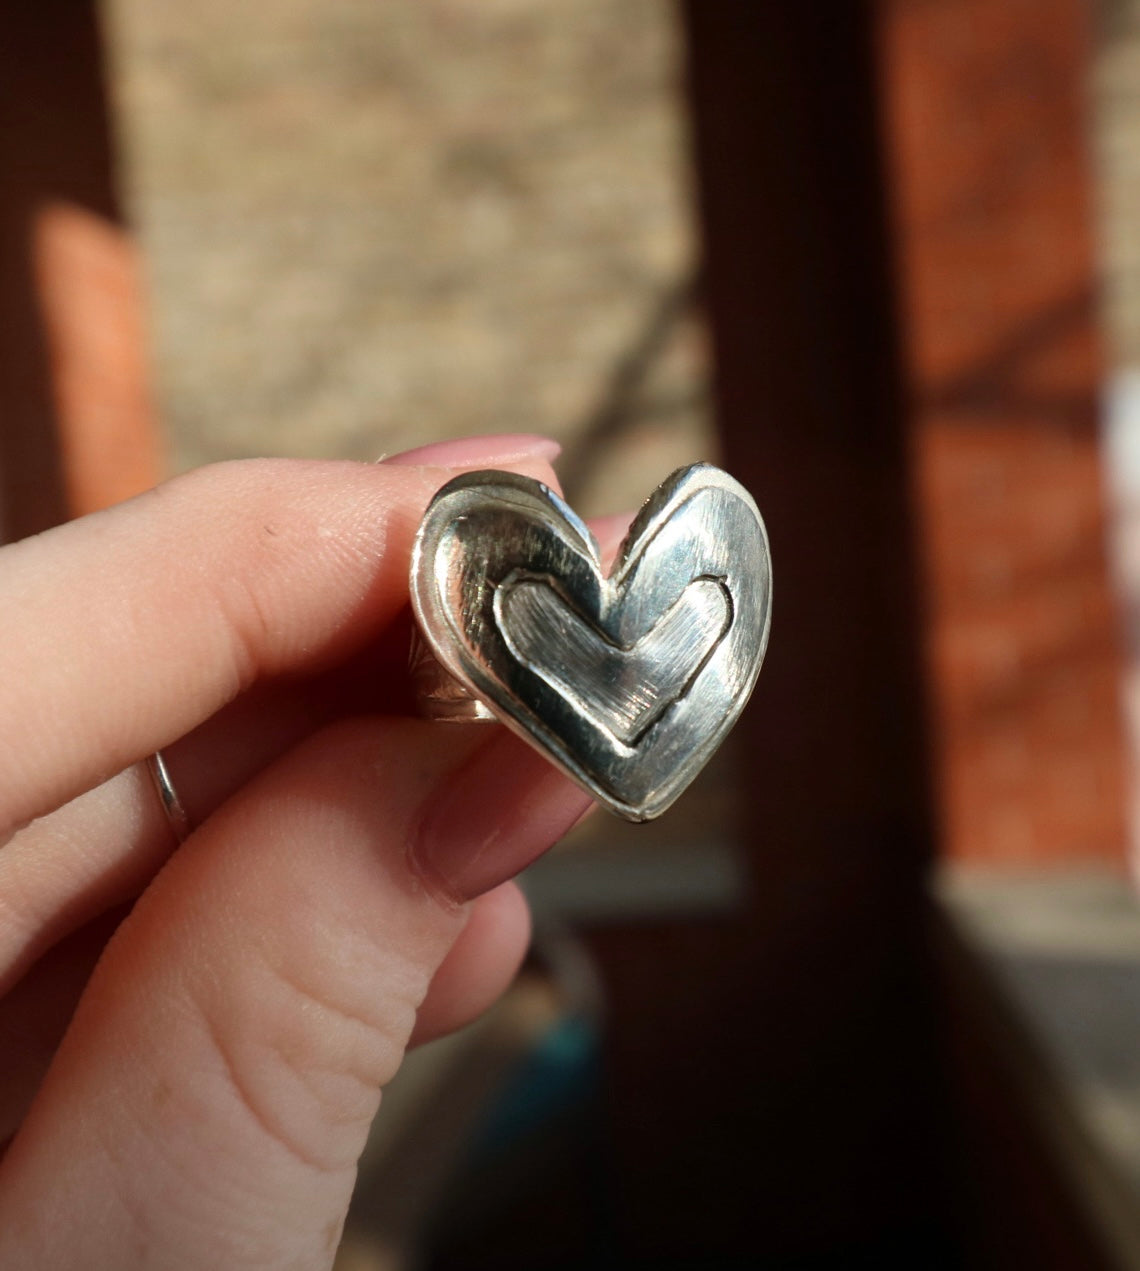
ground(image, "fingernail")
xmin=410 ymin=730 xmax=593 ymax=904
xmin=589 ymin=510 xmax=637 ymax=567
xmin=384 ymin=433 xmax=561 ymax=468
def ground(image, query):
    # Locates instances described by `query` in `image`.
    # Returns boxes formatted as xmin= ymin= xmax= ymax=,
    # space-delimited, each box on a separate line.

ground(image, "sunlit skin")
xmin=0 ymin=434 xmax=615 ymax=1269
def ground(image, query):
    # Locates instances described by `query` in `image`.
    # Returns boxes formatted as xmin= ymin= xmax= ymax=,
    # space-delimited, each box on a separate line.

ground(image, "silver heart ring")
xmin=409 ymin=463 xmax=772 ymax=822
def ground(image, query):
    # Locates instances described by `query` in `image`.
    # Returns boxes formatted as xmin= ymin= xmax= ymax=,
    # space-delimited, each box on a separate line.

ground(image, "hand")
xmin=0 ymin=434 xmax=593 ymax=1269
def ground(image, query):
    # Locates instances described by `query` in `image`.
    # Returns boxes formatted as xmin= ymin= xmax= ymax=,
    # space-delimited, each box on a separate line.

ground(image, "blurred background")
xmin=3 ymin=0 xmax=1140 ymax=1266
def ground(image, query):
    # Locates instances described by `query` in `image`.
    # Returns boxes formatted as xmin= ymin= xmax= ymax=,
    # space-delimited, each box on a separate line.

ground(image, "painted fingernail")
xmin=384 ymin=433 xmax=561 ymax=468
xmin=410 ymin=730 xmax=593 ymax=904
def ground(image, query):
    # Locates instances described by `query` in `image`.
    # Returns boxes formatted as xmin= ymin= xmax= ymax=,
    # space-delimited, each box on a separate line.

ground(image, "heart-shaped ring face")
xmin=410 ymin=463 xmax=772 ymax=821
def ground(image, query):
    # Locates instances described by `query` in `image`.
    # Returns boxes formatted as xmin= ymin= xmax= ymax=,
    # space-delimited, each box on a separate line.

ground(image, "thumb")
xmin=0 ymin=718 xmax=590 ymax=1270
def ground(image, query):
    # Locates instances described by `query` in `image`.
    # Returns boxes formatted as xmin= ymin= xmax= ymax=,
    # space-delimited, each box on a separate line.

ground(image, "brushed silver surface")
xmin=409 ymin=463 xmax=772 ymax=821
xmin=498 ymin=575 xmax=731 ymax=746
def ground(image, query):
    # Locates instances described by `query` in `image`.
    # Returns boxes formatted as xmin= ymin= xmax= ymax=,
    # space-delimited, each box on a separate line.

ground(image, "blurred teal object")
xmin=465 ymin=1012 xmax=601 ymax=1163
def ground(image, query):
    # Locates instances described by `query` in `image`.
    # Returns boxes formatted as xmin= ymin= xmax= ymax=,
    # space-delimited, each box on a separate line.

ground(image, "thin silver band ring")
xmin=146 ymin=750 xmax=192 ymax=844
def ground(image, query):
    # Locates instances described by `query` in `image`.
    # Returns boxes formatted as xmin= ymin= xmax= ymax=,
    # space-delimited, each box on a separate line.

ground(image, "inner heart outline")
xmin=495 ymin=571 xmax=733 ymax=746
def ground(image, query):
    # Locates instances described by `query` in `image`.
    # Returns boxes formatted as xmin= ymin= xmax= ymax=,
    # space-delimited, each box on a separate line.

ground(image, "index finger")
xmin=0 ymin=445 xmax=559 ymax=841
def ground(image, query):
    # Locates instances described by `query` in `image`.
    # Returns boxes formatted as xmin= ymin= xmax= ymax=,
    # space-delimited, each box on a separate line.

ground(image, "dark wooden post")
xmin=581 ymin=6 xmax=951 ymax=1262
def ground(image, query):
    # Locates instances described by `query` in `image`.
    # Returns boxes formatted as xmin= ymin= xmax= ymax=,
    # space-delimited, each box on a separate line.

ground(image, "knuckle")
xmin=192 ymin=921 xmax=428 ymax=1175
xmin=164 ymin=460 xmax=324 ymax=692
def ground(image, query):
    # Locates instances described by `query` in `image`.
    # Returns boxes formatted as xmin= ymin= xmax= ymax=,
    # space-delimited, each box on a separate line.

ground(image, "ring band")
xmin=146 ymin=750 xmax=192 ymax=844
xmin=409 ymin=628 xmax=496 ymax=722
